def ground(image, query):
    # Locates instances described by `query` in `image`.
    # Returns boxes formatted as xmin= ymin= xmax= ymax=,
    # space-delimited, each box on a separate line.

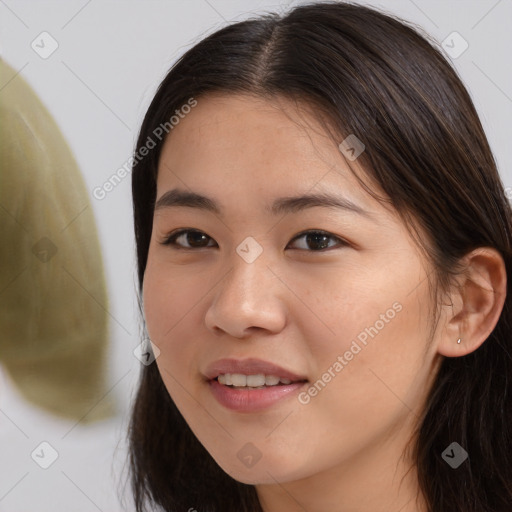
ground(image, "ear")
xmin=437 ymin=247 xmax=507 ymax=357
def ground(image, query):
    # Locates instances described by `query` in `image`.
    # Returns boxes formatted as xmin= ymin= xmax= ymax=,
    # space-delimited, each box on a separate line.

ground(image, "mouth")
xmin=207 ymin=375 xmax=309 ymax=412
xmin=203 ymin=358 xmax=309 ymax=411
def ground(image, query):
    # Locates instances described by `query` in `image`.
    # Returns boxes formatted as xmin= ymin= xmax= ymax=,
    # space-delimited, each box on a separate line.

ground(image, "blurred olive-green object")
xmin=0 ymin=59 xmax=116 ymax=423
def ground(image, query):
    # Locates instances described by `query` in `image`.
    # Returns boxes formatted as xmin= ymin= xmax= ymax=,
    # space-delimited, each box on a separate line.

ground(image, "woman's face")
xmin=142 ymin=93 xmax=442 ymax=487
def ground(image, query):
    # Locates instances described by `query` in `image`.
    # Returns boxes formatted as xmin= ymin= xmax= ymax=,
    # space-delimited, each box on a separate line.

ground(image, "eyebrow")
xmin=154 ymin=188 xmax=375 ymax=220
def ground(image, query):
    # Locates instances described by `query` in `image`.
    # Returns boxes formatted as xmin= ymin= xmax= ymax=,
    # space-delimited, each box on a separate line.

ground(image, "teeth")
xmin=231 ymin=373 xmax=249 ymax=387
xmin=217 ymin=373 xmax=296 ymax=387
xmin=265 ymin=375 xmax=280 ymax=386
xmin=247 ymin=374 xmax=265 ymax=387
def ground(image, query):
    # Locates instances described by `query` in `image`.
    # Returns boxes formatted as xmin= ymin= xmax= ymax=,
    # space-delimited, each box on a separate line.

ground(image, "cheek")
xmin=142 ymin=263 xmax=214 ymax=397
xmin=314 ymin=289 xmax=430 ymax=428
xmin=301 ymin=262 xmax=431 ymax=412
xmin=295 ymin=270 xmax=394 ymax=361
xmin=142 ymin=268 xmax=200 ymax=398
xmin=141 ymin=271 xmax=165 ymax=344
xmin=142 ymin=262 xmax=200 ymax=344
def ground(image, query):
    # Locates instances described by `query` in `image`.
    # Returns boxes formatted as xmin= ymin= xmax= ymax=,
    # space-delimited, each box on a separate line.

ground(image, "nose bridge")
xmin=224 ymin=235 xmax=274 ymax=303
xmin=205 ymin=235 xmax=286 ymax=336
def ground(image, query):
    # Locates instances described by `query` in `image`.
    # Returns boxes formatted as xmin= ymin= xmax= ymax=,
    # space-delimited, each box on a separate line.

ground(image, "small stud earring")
xmin=457 ymin=338 xmax=461 ymax=344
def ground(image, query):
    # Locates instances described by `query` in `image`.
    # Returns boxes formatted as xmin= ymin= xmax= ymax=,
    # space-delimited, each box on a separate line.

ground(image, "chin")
xmin=216 ymin=457 xmax=303 ymax=486
xmin=224 ymin=467 xmax=282 ymax=485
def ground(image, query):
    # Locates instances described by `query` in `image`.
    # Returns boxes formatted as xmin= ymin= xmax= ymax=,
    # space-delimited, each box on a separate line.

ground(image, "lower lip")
xmin=208 ymin=379 xmax=308 ymax=412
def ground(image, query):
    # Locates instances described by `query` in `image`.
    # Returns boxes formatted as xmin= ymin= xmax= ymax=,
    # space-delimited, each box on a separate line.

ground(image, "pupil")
xmin=307 ymin=232 xmax=329 ymax=250
xmin=188 ymin=232 xmax=208 ymax=247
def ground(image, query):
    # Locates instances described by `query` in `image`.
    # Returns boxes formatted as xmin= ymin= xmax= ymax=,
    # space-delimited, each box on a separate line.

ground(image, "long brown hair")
xmin=126 ymin=2 xmax=512 ymax=510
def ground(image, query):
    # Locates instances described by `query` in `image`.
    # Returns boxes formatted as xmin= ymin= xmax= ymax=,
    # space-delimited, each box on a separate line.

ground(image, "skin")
xmin=142 ymin=93 xmax=507 ymax=512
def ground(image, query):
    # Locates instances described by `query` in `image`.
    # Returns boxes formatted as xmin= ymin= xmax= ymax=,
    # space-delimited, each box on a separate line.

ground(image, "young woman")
xmin=126 ymin=2 xmax=512 ymax=511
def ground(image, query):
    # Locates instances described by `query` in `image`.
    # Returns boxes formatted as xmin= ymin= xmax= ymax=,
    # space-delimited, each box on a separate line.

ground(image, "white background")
xmin=0 ymin=0 xmax=510 ymax=510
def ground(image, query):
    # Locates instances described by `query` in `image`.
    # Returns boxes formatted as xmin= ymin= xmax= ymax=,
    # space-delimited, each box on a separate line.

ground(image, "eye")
xmin=287 ymin=230 xmax=348 ymax=251
xmin=160 ymin=229 xmax=217 ymax=249
xmin=160 ymin=229 xmax=348 ymax=252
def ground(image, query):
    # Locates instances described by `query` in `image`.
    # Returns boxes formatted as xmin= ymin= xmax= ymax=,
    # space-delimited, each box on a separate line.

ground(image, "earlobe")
xmin=437 ymin=247 xmax=507 ymax=358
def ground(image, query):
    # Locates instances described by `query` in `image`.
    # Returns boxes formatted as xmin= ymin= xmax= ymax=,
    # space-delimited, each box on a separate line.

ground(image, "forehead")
xmin=157 ymin=93 xmax=376 ymax=206
xmin=160 ymin=93 xmax=330 ymax=171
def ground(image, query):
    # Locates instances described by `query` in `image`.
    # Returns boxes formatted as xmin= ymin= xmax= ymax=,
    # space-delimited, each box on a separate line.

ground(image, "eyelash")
xmin=159 ymin=229 xmax=348 ymax=252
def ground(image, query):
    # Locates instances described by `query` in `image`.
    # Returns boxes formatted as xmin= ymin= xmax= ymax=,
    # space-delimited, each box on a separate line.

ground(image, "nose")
xmin=204 ymin=245 xmax=287 ymax=338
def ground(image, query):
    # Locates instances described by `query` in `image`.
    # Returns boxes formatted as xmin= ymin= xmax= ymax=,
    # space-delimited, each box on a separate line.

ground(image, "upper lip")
xmin=204 ymin=358 xmax=308 ymax=382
